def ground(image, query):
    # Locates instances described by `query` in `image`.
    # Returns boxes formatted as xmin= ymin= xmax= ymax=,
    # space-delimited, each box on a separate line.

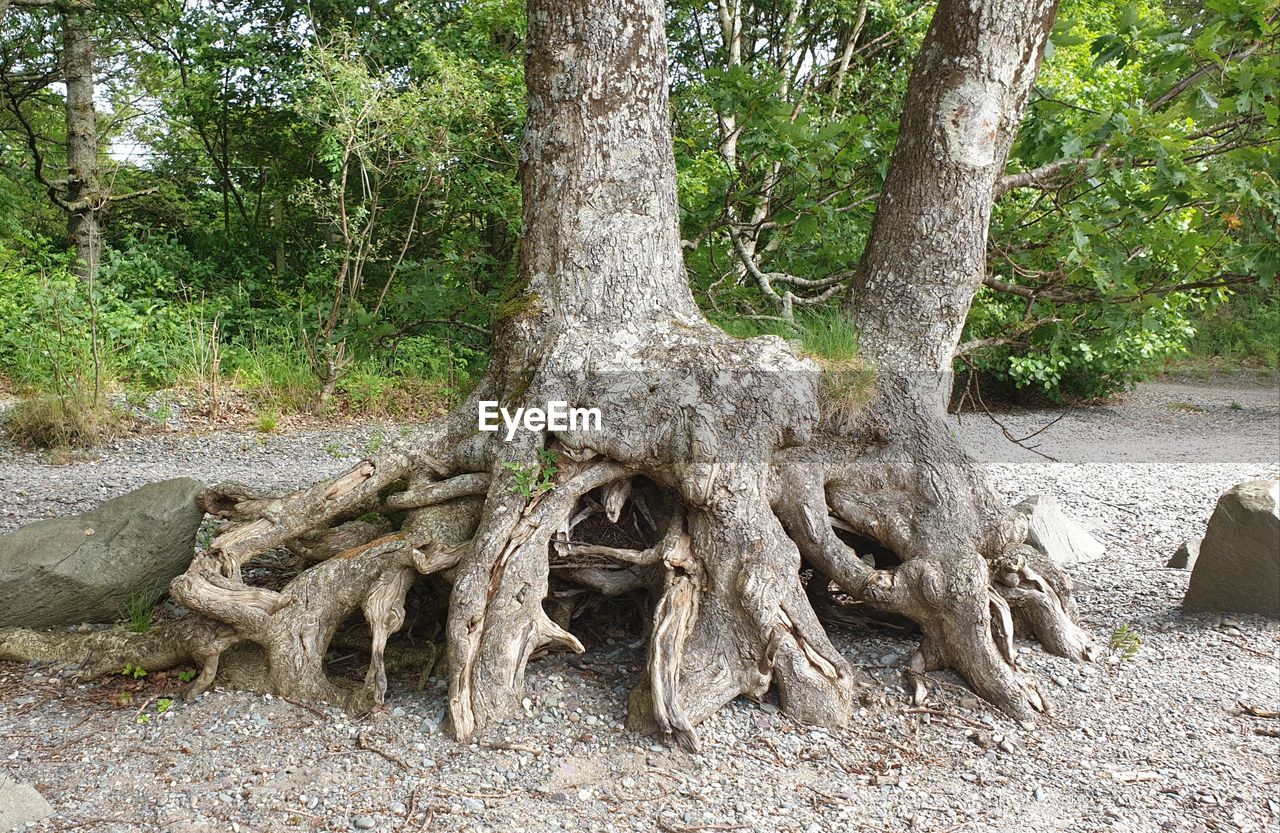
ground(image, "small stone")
xmin=1034 ymin=787 xmax=1045 ymax=801
xmin=391 ymin=706 xmax=406 ymax=718
xmin=620 ymin=777 xmax=637 ymax=790
xmin=577 ymin=788 xmax=591 ymax=801
xmin=352 ymin=816 xmax=376 ymax=830
xmin=1074 ymin=682 xmax=1090 ymax=692
xmin=462 ymin=797 xmax=485 ymax=812
xmin=390 ymin=801 xmax=407 ymax=815
xmin=879 ymin=653 xmax=900 ymax=667
xmin=760 ymin=703 xmax=779 ymax=714
xmin=1053 ymin=675 xmax=1069 ymax=688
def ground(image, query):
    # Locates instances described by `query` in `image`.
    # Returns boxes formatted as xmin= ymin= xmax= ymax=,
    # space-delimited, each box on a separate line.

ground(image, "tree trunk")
xmin=848 ymin=0 xmax=1058 ymax=402
xmin=0 ymin=0 xmax=1095 ymax=750
xmin=824 ymin=0 xmax=1094 ymax=724
xmin=63 ymin=5 xmax=100 ymax=282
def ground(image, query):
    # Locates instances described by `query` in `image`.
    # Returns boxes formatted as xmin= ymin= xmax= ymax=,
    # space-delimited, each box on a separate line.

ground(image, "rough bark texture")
xmin=848 ymin=0 xmax=1058 ymax=387
xmin=0 ymin=0 xmax=1094 ymax=750
xmin=827 ymin=0 xmax=1092 ymax=723
xmin=63 ymin=5 xmax=101 ymax=280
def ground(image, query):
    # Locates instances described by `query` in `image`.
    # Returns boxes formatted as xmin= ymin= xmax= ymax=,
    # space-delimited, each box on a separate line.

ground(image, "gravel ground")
xmin=1 ymin=379 xmax=1278 ymax=833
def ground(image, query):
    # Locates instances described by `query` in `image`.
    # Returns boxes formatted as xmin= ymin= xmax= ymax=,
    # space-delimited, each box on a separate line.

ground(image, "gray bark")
xmin=63 ymin=5 xmax=101 ymax=280
xmin=848 ymin=0 xmax=1058 ymax=405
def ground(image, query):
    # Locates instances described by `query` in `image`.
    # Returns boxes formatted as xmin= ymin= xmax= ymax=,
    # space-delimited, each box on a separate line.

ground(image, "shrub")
xmin=3 ymin=395 xmax=116 ymax=449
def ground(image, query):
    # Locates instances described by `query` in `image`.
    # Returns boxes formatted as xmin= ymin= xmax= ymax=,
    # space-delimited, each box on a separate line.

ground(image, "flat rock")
xmin=0 ymin=775 xmax=53 ymax=831
xmin=1167 ymin=536 xmax=1201 ymax=569
xmin=1016 ymin=493 xmax=1105 ymax=566
xmin=0 ymin=478 xmax=206 ymax=628
xmin=1184 ymin=479 xmax=1280 ymax=618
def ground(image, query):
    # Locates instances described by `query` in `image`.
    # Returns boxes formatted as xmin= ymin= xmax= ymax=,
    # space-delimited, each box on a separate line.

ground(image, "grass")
xmin=714 ymin=309 xmax=877 ymax=426
xmin=122 ymin=589 xmax=157 ymax=634
xmin=2 ymin=393 xmax=118 ymax=450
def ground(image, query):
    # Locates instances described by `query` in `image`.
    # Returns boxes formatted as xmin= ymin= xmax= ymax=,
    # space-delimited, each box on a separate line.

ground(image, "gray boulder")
xmin=1016 ymin=493 xmax=1105 ymax=567
xmin=1166 ymin=537 xmax=1201 ymax=569
xmin=0 ymin=775 xmax=53 ymax=831
xmin=0 ymin=478 xmax=205 ymax=628
xmin=1184 ymin=479 xmax=1280 ymax=618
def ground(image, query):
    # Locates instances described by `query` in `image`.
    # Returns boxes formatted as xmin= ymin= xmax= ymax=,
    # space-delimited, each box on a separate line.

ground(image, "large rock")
xmin=0 ymin=478 xmax=205 ymax=628
xmin=1166 ymin=536 xmax=1201 ymax=569
xmin=1184 ymin=479 xmax=1280 ymax=618
xmin=1016 ymin=493 xmax=1105 ymax=566
xmin=0 ymin=775 xmax=53 ymax=831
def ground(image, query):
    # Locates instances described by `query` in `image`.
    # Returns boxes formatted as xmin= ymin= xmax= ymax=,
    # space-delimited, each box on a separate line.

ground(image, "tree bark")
xmin=63 ymin=4 xmax=101 ymax=281
xmin=847 ymin=0 xmax=1058 ymax=405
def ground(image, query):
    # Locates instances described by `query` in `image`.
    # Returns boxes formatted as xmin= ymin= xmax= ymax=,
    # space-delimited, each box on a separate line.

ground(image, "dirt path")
xmin=1 ymin=379 xmax=1277 ymax=833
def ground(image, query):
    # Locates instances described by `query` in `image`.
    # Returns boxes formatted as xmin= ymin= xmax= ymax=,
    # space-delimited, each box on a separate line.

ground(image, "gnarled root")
xmin=862 ymin=553 xmax=1046 ymax=725
xmin=446 ymin=453 xmax=622 ymax=740
xmin=2 ymin=337 xmax=1095 ymax=747
xmin=0 ymin=617 xmax=236 ymax=684
xmin=992 ymin=546 xmax=1097 ymax=662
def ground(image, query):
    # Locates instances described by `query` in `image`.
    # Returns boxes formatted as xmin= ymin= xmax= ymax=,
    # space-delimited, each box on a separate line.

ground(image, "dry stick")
xmin=903 ymin=706 xmax=990 ymax=731
xmin=1228 ymin=640 xmax=1279 ymax=661
xmin=966 ymin=372 xmax=1062 ymax=462
xmin=356 ymin=730 xmax=412 ymax=770
xmin=1237 ymin=702 xmax=1280 ymax=719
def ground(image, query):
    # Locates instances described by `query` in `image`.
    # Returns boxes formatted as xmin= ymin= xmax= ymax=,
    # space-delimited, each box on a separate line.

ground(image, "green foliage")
xmin=255 ymin=411 xmax=279 ymax=433
xmin=0 ymin=0 xmax=1273 ymax=408
xmin=1186 ymin=286 xmax=1280 ymax=369
xmin=1109 ymin=623 xmax=1142 ymax=662
xmin=503 ymin=449 xmax=560 ymax=499
xmin=177 ymin=669 xmax=198 ymax=684
xmin=121 ymin=663 xmax=148 ymax=680
xmin=122 ymin=590 xmax=157 ymax=634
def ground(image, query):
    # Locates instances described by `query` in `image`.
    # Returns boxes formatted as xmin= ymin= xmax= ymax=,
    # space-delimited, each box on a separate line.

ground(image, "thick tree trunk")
xmin=63 ymin=6 xmax=101 ymax=281
xmin=823 ymin=0 xmax=1093 ymax=723
xmin=848 ymin=0 xmax=1057 ymax=403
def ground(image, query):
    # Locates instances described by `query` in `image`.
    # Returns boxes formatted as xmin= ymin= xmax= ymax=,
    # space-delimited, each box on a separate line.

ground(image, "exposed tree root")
xmin=0 ymin=617 xmax=235 ymax=683
xmin=0 ymin=345 xmax=1096 ymax=749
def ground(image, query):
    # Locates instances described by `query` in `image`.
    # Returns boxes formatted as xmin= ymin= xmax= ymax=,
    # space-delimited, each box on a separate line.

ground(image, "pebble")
xmin=352 ymin=816 xmax=376 ymax=830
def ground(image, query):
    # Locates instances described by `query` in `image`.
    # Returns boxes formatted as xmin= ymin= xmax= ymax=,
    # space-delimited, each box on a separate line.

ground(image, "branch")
xmin=106 ymin=186 xmax=157 ymax=202
xmin=995 ymin=158 xmax=1089 ymax=199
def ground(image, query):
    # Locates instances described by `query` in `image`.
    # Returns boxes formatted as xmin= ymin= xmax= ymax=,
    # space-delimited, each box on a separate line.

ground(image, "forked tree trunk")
xmin=0 ymin=0 xmax=1095 ymax=750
